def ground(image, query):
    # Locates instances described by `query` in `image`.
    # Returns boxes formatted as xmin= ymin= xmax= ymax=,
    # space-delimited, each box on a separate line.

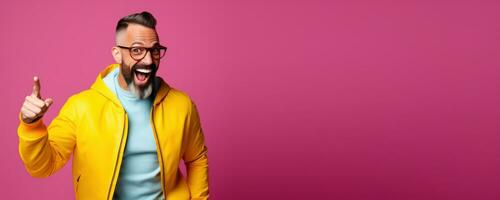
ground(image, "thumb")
xmin=44 ymin=98 xmax=54 ymax=107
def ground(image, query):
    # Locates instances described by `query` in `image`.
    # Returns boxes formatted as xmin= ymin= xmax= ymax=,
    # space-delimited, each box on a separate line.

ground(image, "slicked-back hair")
xmin=116 ymin=11 xmax=157 ymax=33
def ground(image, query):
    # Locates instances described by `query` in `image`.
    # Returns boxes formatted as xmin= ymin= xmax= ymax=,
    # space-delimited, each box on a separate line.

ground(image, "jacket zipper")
xmin=106 ymin=111 xmax=128 ymax=200
xmin=151 ymin=106 xmax=167 ymax=198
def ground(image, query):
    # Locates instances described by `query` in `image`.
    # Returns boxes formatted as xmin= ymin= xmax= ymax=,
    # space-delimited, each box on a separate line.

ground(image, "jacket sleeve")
xmin=18 ymin=95 xmax=78 ymax=178
xmin=183 ymin=101 xmax=209 ymax=200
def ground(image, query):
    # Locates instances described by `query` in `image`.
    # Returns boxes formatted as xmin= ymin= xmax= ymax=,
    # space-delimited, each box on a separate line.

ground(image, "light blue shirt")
xmin=103 ymin=68 xmax=164 ymax=200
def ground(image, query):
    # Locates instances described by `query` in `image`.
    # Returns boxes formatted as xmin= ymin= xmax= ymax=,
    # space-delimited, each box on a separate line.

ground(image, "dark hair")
xmin=116 ymin=11 xmax=157 ymax=33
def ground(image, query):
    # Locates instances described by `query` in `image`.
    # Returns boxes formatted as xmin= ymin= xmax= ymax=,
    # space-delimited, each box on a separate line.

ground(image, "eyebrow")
xmin=131 ymin=41 xmax=159 ymax=47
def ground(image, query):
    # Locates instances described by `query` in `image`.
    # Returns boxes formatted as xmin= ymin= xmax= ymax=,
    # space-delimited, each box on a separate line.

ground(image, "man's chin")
xmin=134 ymin=81 xmax=150 ymax=88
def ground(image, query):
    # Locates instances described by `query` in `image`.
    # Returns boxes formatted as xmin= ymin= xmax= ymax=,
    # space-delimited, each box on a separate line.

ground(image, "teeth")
xmin=136 ymin=68 xmax=151 ymax=73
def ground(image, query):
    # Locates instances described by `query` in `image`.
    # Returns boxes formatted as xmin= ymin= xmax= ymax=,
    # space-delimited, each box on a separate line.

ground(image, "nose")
xmin=140 ymin=49 xmax=153 ymax=65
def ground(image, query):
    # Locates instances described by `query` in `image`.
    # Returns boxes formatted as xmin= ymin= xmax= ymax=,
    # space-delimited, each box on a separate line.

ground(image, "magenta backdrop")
xmin=1 ymin=1 xmax=500 ymax=199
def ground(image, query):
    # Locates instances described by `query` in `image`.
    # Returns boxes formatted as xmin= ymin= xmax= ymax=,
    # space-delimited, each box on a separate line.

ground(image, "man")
xmin=18 ymin=11 xmax=209 ymax=200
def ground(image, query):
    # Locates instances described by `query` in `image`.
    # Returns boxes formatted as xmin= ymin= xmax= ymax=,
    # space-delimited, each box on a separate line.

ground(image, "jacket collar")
xmin=90 ymin=63 xmax=170 ymax=107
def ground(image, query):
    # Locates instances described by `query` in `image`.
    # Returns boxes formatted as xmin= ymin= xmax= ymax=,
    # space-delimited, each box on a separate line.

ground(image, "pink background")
xmin=1 ymin=0 xmax=500 ymax=199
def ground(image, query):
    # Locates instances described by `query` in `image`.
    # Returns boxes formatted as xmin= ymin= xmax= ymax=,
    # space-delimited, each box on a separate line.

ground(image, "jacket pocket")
xmin=75 ymin=174 xmax=82 ymax=193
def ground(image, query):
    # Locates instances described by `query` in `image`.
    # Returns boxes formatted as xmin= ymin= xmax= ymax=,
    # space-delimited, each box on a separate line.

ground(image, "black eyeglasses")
xmin=117 ymin=45 xmax=167 ymax=61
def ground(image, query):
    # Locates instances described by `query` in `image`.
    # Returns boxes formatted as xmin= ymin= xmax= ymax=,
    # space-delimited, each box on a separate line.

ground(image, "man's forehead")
xmin=117 ymin=24 xmax=159 ymax=46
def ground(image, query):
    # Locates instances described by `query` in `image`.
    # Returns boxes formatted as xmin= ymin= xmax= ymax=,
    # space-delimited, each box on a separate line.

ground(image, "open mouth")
xmin=133 ymin=68 xmax=152 ymax=86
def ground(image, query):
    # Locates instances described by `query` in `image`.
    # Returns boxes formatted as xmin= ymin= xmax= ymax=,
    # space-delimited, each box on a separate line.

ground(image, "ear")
xmin=111 ymin=47 xmax=122 ymax=64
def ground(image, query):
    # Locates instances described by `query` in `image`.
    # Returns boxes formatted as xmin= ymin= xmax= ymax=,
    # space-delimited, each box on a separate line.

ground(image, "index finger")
xmin=32 ymin=76 xmax=41 ymax=98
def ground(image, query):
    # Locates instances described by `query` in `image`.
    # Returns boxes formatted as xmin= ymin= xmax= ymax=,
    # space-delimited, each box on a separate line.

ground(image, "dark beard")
xmin=120 ymin=61 xmax=158 ymax=99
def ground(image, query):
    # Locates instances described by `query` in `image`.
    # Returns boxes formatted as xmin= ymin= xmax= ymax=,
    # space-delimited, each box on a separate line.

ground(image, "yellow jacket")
xmin=18 ymin=64 xmax=209 ymax=200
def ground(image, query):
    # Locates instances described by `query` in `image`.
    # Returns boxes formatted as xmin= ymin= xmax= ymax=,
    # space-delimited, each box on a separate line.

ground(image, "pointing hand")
xmin=20 ymin=76 xmax=54 ymax=124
